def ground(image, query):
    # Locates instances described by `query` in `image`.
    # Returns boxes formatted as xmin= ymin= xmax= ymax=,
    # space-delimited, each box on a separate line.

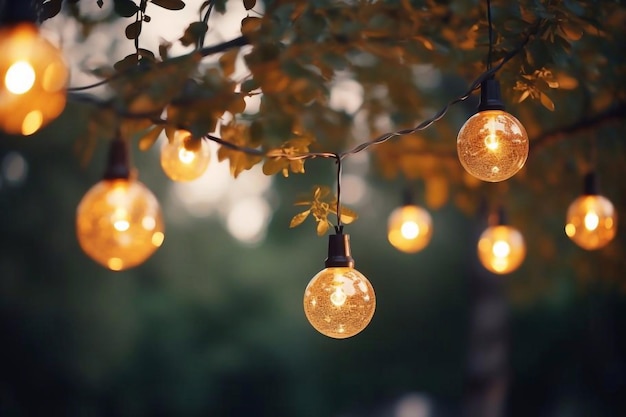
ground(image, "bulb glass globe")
xmin=76 ymin=179 xmax=165 ymax=271
xmin=565 ymin=195 xmax=617 ymax=250
xmin=387 ymin=205 xmax=433 ymax=253
xmin=0 ymin=23 xmax=68 ymax=135
xmin=457 ymin=110 xmax=529 ymax=182
xmin=477 ymin=225 xmax=526 ymax=274
xmin=160 ymin=130 xmax=211 ymax=181
xmin=303 ymin=267 xmax=375 ymax=339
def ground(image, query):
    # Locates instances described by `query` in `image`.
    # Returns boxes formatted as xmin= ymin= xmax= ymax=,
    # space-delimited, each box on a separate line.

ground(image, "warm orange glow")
xmin=477 ymin=225 xmax=526 ymax=274
xmin=76 ymin=179 xmax=164 ymax=271
xmin=303 ymin=267 xmax=376 ymax=339
xmin=160 ymin=130 xmax=211 ymax=181
xmin=457 ymin=110 xmax=529 ymax=182
xmin=565 ymin=195 xmax=617 ymax=250
xmin=387 ymin=205 xmax=433 ymax=253
xmin=0 ymin=23 xmax=68 ymax=135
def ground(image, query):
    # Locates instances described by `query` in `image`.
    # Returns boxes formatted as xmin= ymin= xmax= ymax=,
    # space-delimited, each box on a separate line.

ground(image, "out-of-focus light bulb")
xmin=303 ymin=233 xmax=375 ymax=339
xmin=457 ymin=79 xmax=528 ymax=182
xmin=565 ymin=195 xmax=616 ymax=250
xmin=387 ymin=204 xmax=433 ymax=253
xmin=478 ymin=225 xmax=526 ymax=274
xmin=76 ymin=179 xmax=165 ymax=271
xmin=160 ymin=130 xmax=211 ymax=181
xmin=0 ymin=23 xmax=68 ymax=135
xmin=457 ymin=110 xmax=529 ymax=182
xmin=304 ymin=267 xmax=375 ymax=339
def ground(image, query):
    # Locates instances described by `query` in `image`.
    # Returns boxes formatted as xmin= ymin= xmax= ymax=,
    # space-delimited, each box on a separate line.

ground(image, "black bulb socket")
xmin=583 ymin=172 xmax=599 ymax=195
xmin=477 ymin=78 xmax=505 ymax=112
xmin=102 ymin=138 xmax=131 ymax=180
xmin=325 ymin=233 xmax=355 ymax=268
xmin=489 ymin=206 xmax=509 ymax=226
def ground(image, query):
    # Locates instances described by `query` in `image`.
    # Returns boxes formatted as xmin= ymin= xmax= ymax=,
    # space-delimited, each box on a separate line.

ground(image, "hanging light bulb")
xmin=303 ymin=232 xmax=376 ymax=339
xmin=160 ymin=130 xmax=211 ymax=181
xmin=565 ymin=172 xmax=617 ymax=250
xmin=0 ymin=2 xmax=68 ymax=135
xmin=387 ymin=203 xmax=433 ymax=253
xmin=76 ymin=138 xmax=165 ymax=271
xmin=457 ymin=78 xmax=529 ymax=182
xmin=477 ymin=209 xmax=526 ymax=274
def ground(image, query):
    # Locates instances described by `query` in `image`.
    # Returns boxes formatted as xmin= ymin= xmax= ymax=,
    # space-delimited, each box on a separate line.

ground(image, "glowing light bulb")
xmin=457 ymin=110 xmax=529 ymax=182
xmin=76 ymin=179 xmax=165 ymax=271
xmin=0 ymin=23 xmax=68 ymax=135
xmin=565 ymin=195 xmax=616 ymax=250
xmin=477 ymin=225 xmax=526 ymax=274
xmin=303 ymin=233 xmax=375 ymax=339
xmin=387 ymin=205 xmax=433 ymax=253
xmin=160 ymin=130 xmax=211 ymax=181
xmin=304 ymin=267 xmax=375 ymax=339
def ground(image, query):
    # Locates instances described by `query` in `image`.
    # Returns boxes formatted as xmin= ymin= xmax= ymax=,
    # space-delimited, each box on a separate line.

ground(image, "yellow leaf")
xmin=518 ymin=90 xmax=530 ymax=103
xmin=540 ymin=92 xmax=555 ymax=111
xmin=290 ymin=210 xmax=310 ymax=228
xmin=316 ymin=220 xmax=329 ymax=236
xmin=138 ymin=126 xmax=164 ymax=151
xmin=263 ymin=157 xmax=285 ymax=176
xmin=219 ymin=49 xmax=239 ymax=78
xmin=339 ymin=207 xmax=358 ymax=224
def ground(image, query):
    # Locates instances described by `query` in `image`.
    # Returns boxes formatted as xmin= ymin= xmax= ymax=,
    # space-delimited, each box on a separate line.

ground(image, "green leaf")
xmin=138 ymin=126 xmax=164 ymax=151
xmin=125 ymin=20 xmax=142 ymax=40
xmin=151 ymin=0 xmax=185 ymax=11
xmin=289 ymin=210 xmax=310 ymax=228
xmin=114 ymin=0 xmax=138 ymax=17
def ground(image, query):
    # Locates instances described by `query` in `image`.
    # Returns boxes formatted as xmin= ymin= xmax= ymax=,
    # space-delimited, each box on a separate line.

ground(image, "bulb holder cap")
xmin=325 ymin=233 xmax=355 ymax=268
xmin=477 ymin=78 xmax=505 ymax=111
xmin=489 ymin=206 xmax=509 ymax=226
xmin=102 ymin=138 xmax=131 ymax=180
xmin=583 ymin=172 xmax=599 ymax=195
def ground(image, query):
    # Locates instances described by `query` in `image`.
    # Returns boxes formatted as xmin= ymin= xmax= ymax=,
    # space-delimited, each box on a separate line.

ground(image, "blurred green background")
xmin=1 ymin=101 xmax=625 ymax=417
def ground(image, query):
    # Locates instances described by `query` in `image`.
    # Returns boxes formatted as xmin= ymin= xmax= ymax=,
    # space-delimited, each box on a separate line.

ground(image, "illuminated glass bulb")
xmin=76 ymin=179 xmax=165 ymax=271
xmin=387 ymin=204 xmax=433 ymax=253
xmin=565 ymin=195 xmax=616 ymax=250
xmin=478 ymin=225 xmax=526 ymax=274
xmin=457 ymin=79 xmax=528 ymax=182
xmin=304 ymin=267 xmax=375 ymax=339
xmin=0 ymin=23 xmax=68 ymax=135
xmin=160 ymin=130 xmax=211 ymax=181
xmin=457 ymin=110 xmax=528 ymax=182
xmin=303 ymin=233 xmax=376 ymax=339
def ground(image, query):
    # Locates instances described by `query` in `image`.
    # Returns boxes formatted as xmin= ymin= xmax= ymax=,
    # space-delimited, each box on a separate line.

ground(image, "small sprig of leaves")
xmin=263 ymin=136 xmax=314 ymax=177
xmin=290 ymin=186 xmax=358 ymax=236
xmin=514 ymin=67 xmax=579 ymax=111
xmin=217 ymin=121 xmax=263 ymax=177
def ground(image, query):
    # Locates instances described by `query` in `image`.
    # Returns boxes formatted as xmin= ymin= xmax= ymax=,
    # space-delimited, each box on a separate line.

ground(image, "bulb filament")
xmin=584 ymin=211 xmax=599 ymax=231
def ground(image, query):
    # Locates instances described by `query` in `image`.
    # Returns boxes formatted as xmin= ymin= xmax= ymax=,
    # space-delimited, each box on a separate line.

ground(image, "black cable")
xmin=487 ymin=0 xmax=493 ymax=70
xmin=334 ymin=154 xmax=342 ymax=227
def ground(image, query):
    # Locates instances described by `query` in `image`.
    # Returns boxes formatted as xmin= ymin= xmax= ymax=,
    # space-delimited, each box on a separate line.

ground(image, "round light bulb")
xmin=303 ymin=267 xmax=376 ymax=339
xmin=160 ymin=130 xmax=211 ymax=181
xmin=457 ymin=110 xmax=529 ymax=182
xmin=0 ymin=23 xmax=68 ymax=135
xmin=477 ymin=225 xmax=526 ymax=274
xmin=565 ymin=195 xmax=617 ymax=250
xmin=387 ymin=205 xmax=433 ymax=253
xmin=76 ymin=179 xmax=165 ymax=271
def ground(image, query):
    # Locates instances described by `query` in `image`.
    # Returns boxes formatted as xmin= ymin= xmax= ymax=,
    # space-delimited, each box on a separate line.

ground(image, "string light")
xmin=303 ymin=231 xmax=376 ymax=339
xmin=387 ymin=190 xmax=433 ymax=253
xmin=457 ymin=81 xmax=529 ymax=183
xmin=160 ymin=130 xmax=211 ymax=181
xmin=477 ymin=209 xmax=526 ymax=274
xmin=0 ymin=2 xmax=67 ymax=135
xmin=565 ymin=172 xmax=617 ymax=250
xmin=76 ymin=138 xmax=164 ymax=271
